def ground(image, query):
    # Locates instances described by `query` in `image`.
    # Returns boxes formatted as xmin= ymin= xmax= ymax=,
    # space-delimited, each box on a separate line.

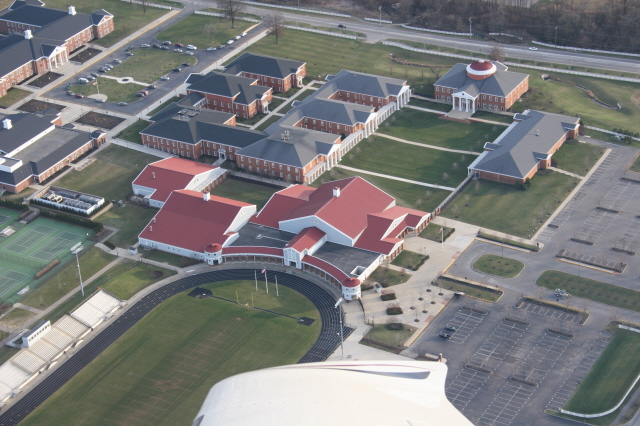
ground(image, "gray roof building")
xmin=224 ymin=53 xmax=305 ymax=80
xmin=470 ymin=110 xmax=580 ymax=179
xmin=434 ymin=62 xmax=528 ymax=98
xmin=185 ymin=71 xmax=270 ymax=105
xmin=320 ymin=69 xmax=407 ymax=99
xmin=147 ymin=97 xmax=232 ymax=123
xmin=272 ymin=98 xmax=375 ymax=131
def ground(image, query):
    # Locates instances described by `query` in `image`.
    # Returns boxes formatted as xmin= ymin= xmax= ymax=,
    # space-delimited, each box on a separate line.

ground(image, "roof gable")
xmin=224 ymin=53 xmax=305 ymax=79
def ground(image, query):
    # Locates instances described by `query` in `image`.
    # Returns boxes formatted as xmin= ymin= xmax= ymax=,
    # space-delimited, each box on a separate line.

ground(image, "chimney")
xmin=203 ymin=191 xmax=210 ymax=202
xmin=535 ymin=129 xmax=539 ymax=136
xmin=332 ymin=187 xmax=340 ymax=198
xmin=152 ymin=171 xmax=155 ymax=179
xmin=24 ymin=29 xmax=32 ymax=40
xmin=68 ymin=5 xmax=76 ymax=15
xmin=2 ymin=118 xmax=12 ymax=130
xmin=149 ymin=226 xmax=153 ymax=232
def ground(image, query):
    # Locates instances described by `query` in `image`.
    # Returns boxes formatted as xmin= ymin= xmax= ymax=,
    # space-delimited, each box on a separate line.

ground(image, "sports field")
xmin=21 ymin=280 xmax=321 ymax=426
xmin=0 ymin=207 xmax=94 ymax=303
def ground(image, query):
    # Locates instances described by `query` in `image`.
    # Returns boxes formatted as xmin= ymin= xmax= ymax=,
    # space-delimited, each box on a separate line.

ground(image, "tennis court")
xmin=0 ymin=215 xmax=9 ymax=227
xmin=31 ymin=232 xmax=82 ymax=262
xmin=4 ymin=225 xmax=55 ymax=254
xmin=0 ymin=270 xmax=28 ymax=299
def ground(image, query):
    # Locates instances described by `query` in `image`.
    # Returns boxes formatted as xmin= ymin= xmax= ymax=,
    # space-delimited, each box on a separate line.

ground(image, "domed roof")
xmin=466 ymin=60 xmax=497 ymax=80
xmin=205 ymin=243 xmax=223 ymax=253
xmin=342 ymin=278 xmax=361 ymax=288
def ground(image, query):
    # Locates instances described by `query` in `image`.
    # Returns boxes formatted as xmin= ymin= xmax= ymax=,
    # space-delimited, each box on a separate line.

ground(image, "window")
xmin=280 ymin=172 xmax=283 ymax=177
xmin=249 ymin=166 xmax=253 ymax=171
xmin=347 ymin=92 xmax=350 ymax=97
xmin=287 ymin=166 xmax=290 ymax=171
xmin=153 ymin=137 xmax=157 ymax=142
xmin=370 ymin=96 xmax=373 ymax=102
xmin=263 ymin=161 xmax=267 ymax=166
xmin=240 ymin=156 xmax=244 ymax=161
xmin=279 ymin=164 xmax=282 ymax=169
xmin=489 ymin=96 xmax=493 ymax=101
xmin=489 ymin=104 xmax=493 ymax=109
xmin=214 ymin=101 xmax=217 ymax=105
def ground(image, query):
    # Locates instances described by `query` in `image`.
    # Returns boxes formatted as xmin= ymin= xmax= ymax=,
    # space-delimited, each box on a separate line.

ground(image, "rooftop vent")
xmin=68 ymin=5 xmax=76 ymax=15
xmin=2 ymin=118 xmax=12 ymax=130
xmin=333 ymin=187 xmax=340 ymax=198
xmin=203 ymin=191 xmax=210 ymax=202
xmin=24 ymin=29 xmax=32 ymax=40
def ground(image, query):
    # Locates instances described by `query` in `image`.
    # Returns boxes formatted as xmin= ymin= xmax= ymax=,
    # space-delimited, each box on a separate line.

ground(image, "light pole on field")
xmin=71 ymin=242 xmax=84 ymax=296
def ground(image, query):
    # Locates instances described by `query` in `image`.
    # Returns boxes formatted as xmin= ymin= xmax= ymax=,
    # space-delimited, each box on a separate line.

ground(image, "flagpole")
xmin=264 ymin=270 xmax=268 ymax=293
xmin=236 ymin=290 xmax=239 ymax=304
xmin=255 ymin=270 xmax=258 ymax=291
xmin=252 ymin=293 xmax=254 ymax=307
xmin=275 ymin=275 xmax=279 ymax=297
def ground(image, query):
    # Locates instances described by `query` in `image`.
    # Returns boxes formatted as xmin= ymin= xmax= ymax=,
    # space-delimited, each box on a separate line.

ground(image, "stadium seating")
xmin=70 ymin=290 xmax=120 ymax=328
xmin=55 ymin=316 xmax=88 ymax=339
xmin=0 ymin=363 xmax=30 ymax=390
xmin=11 ymin=350 xmax=46 ymax=374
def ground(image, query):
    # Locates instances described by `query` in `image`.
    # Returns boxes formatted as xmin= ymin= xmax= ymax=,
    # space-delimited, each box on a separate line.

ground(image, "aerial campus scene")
xmin=0 ymin=0 xmax=638 ymax=424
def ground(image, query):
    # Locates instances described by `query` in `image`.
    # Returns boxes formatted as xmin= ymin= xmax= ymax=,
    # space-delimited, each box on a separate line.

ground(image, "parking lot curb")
xmin=404 ymin=297 xmax=452 ymax=348
xmin=556 ymin=257 xmax=619 ymax=275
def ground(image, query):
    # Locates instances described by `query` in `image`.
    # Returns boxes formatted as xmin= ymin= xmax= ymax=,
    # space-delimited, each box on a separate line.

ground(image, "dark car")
xmin=163 ymin=40 xmax=171 ymax=45
xmin=175 ymin=42 xmax=184 ymax=47
xmin=161 ymin=45 xmax=169 ymax=50
xmin=438 ymin=333 xmax=451 ymax=340
xmin=75 ymin=93 xmax=84 ymax=98
xmin=182 ymin=62 xmax=189 ymax=67
xmin=152 ymin=44 xmax=160 ymax=49
xmin=173 ymin=67 xmax=181 ymax=72
xmin=445 ymin=326 xmax=456 ymax=332
xmin=338 ymin=24 xmax=347 ymax=29
xmin=147 ymin=84 xmax=156 ymax=89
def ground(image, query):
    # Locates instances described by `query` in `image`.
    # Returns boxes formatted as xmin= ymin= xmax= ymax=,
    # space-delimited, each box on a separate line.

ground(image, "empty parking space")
xmin=446 ymin=368 xmax=490 ymax=410
xmin=519 ymin=301 xmax=580 ymax=324
xmin=478 ymin=382 xmax=535 ymax=426
xmin=447 ymin=308 xmax=486 ymax=344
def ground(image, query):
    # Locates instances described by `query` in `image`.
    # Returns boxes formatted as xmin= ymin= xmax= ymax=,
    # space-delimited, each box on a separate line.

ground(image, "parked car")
xmin=160 ymin=75 xmax=170 ymax=80
xmin=147 ymin=84 xmax=157 ymax=89
xmin=241 ymin=32 xmax=247 ymax=37
xmin=445 ymin=326 xmax=457 ymax=332
xmin=234 ymin=35 xmax=241 ymax=40
xmin=173 ymin=67 xmax=181 ymax=72
xmin=118 ymin=102 xmax=128 ymax=106
xmin=438 ymin=333 xmax=451 ymax=340
xmin=175 ymin=42 xmax=184 ymax=47
xmin=135 ymin=92 xmax=145 ymax=97
xmin=182 ymin=62 xmax=190 ymax=67
xmin=218 ymin=44 xmax=226 ymax=49
xmin=98 ymin=68 xmax=106 ymax=73
xmin=186 ymin=44 xmax=196 ymax=50
xmin=139 ymin=89 xmax=149 ymax=96
xmin=141 ymin=43 xmax=150 ymax=48
xmin=67 ymin=90 xmax=74 ymax=95
xmin=338 ymin=24 xmax=347 ymax=28
xmin=91 ymin=72 xmax=100 ymax=77
xmin=173 ymin=48 xmax=183 ymax=53
xmin=104 ymin=64 xmax=113 ymax=69
xmin=163 ymin=40 xmax=171 ymax=45
xmin=227 ymin=39 xmax=234 ymax=44
xmin=86 ymin=75 xmax=95 ymax=81
xmin=126 ymin=51 xmax=134 ymax=56
xmin=207 ymin=46 xmax=217 ymax=51
xmin=161 ymin=45 xmax=169 ymax=50
xmin=529 ymin=46 xmax=538 ymax=51
xmin=78 ymin=77 xmax=88 ymax=83
xmin=152 ymin=44 xmax=160 ymax=49
xmin=185 ymin=51 xmax=194 ymax=56
xmin=75 ymin=93 xmax=84 ymax=98
xmin=96 ymin=98 xmax=105 ymax=103
xmin=113 ymin=59 xmax=122 ymax=64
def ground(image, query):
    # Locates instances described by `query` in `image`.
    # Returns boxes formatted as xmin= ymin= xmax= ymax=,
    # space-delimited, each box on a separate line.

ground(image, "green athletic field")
xmin=0 ymin=207 xmax=95 ymax=303
xmin=21 ymin=280 xmax=321 ymax=426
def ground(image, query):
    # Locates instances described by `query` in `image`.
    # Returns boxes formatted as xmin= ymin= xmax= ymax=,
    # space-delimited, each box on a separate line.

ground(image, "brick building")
xmin=468 ymin=110 xmax=580 ymax=184
xmin=0 ymin=110 xmax=106 ymax=193
xmin=0 ymin=2 xmax=113 ymax=98
xmin=223 ymin=53 xmax=306 ymax=93
xmin=434 ymin=60 xmax=529 ymax=113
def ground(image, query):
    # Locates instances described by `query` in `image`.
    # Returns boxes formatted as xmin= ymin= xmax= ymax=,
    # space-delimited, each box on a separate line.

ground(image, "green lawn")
xmin=377 ymin=109 xmax=503 ymax=152
xmin=42 ymin=0 xmax=168 ymax=47
xmin=537 ymin=270 xmax=640 ymax=313
xmin=0 ymin=187 xmax=35 ymax=201
xmin=0 ymin=346 xmax=19 ymax=365
xmin=70 ymin=77 xmax=145 ymax=104
xmin=473 ymin=254 xmax=525 ymax=278
xmin=143 ymin=249 xmax=202 ymax=268
xmin=340 ymin=135 xmax=473 ymax=187
xmin=420 ymin=223 xmax=455 ymax=242
xmin=366 ymin=266 xmax=410 ymax=288
xmin=360 ymin=324 xmax=416 ymax=354
xmin=22 ymin=280 xmax=320 ymax=426
xmin=254 ymin=114 xmax=281 ymax=131
xmin=313 ymin=166 xmax=450 ymax=212
xmin=100 ymin=262 xmax=175 ymax=299
xmin=0 ymin=87 xmax=31 ymax=108
xmin=408 ymin=98 xmax=452 ymax=112
xmin=472 ymin=110 xmax=514 ymax=124
xmin=552 ymin=140 xmax=604 ymax=176
xmin=236 ymin=112 xmax=268 ymax=126
xmin=435 ymin=276 xmax=502 ymax=302
xmin=20 ymin=247 xmax=116 ymax=309
xmin=631 ymin=155 xmax=640 ymax=173
xmin=0 ymin=308 xmax=35 ymax=328
xmin=110 ymin=49 xmax=197 ymax=84
xmin=115 ymin=119 xmax=148 ymax=143
xmin=443 ymin=171 xmax=577 ymax=238
xmin=156 ymin=13 xmax=254 ymax=50
xmin=391 ymin=250 xmax=428 ymax=271
xmin=148 ymin=96 xmax=181 ymax=116
xmin=100 ymin=203 xmax=158 ymax=247
xmin=209 ymin=177 xmax=277 ymax=210
xmin=563 ymin=328 xmax=640 ymax=417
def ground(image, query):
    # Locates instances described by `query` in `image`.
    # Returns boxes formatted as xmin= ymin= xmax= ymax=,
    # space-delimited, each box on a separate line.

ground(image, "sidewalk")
xmin=335 ymin=164 xmax=456 ymax=191
xmin=373 ymin=132 xmax=480 ymax=155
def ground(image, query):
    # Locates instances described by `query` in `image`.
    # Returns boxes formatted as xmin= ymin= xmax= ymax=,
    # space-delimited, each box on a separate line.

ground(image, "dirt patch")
xmin=26 ymin=71 xmax=63 ymax=88
xmin=70 ymin=47 xmax=102 ymax=64
xmin=75 ymin=111 xmax=125 ymax=130
xmin=0 ymin=303 xmax=10 ymax=315
xmin=18 ymin=99 xmax=66 ymax=113
xmin=150 ymin=270 xmax=163 ymax=278
xmin=631 ymin=91 xmax=640 ymax=109
xmin=154 ymin=379 xmax=183 ymax=392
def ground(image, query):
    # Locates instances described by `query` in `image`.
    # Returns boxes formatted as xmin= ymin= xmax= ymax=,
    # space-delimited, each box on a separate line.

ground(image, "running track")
xmin=0 ymin=269 xmax=353 ymax=425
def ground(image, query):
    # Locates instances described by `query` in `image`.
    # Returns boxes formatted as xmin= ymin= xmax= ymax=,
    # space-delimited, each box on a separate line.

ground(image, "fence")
xmin=585 ymin=126 xmax=640 ymax=142
xmin=284 ymin=25 xmax=362 ymax=40
xmin=432 ymin=173 xmax=474 ymax=216
xmin=0 ymin=251 xmax=47 ymax=269
xmin=119 ymin=0 xmax=176 ymax=10
xmin=382 ymin=41 xmax=640 ymax=84
xmin=488 ymin=32 xmax=523 ymax=40
xmin=110 ymin=138 xmax=175 ymax=158
xmin=364 ymin=17 xmax=392 ymax=24
xmin=400 ymin=24 xmax=471 ymax=37
xmin=531 ymin=41 xmax=640 ymax=59
xmin=240 ymin=1 xmax=351 ymax=17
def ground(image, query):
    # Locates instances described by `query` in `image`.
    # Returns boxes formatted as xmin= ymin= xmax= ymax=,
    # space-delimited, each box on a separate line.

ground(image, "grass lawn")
xmin=20 ymin=247 xmax=116 ymax=309
xmin=473 ymin=254 xmax=524 ymax=278
xmin=0 ymin=87 xmax=31 ymax=108
xmin=360 ymin=324 xmax=416 ymax=354
xmin=254 ymin=114 xmax=281 ymax=131
xmin=100 ymin=203 xmax=158 ymax=247
xmin=391 ymin=250 xmax=428 ymax=271
xmin=420 ymin=223 xmax=455 ymax=242
xmin=0 ymin=186 xmax=36 ymax=201
xmin=99 ymin=262 xmax=175 ymax=300
xmin=563 ymin=328 xmax=640 ymax=417
xmin=537 ymin=270 xmax=640 ymax=313
xmin=115 ymin=119 xmax=148 ymax=143
xmin=443 ymin=171 xmax=577 ymax=238
xmin=0 ymin=308 xmax=35 ymax=329
xmin=156 ymin=13 xmax=254 ymax=50
xmin=631 ymin=154 xmax=640 ymax=173
xmin=209 ymin=177 xmax=277 ymax=210
xmin=236 ymin=112 xmax=268 ymax=126
xmin=313 ymin=166 xmax=450 ymax=212
xmin=0 ymin=346 xmax=19 ymax=365
xmin=366 ymin=266 xmax=410 ymax=288
xmin=148 ymin=96 xmax=181 ymax=116
xmin=435 ymin=276 xmax=502 ymax=302
xmin=22 ymin=280 xmax=320 ymax=426
xmin=377 ymin=109 xmax=504 ymax=152
xmin=408 ymin=98 xmax=451 ymax=112
xmin=143 ymin=249 xmax=202 ymax=268
xmin=472 ymin=110 xmax=514 ymax=124
xmin=70 ymin=77 xmax=145 ymax=104
xmin=552 ymin=140 xmax=604 ymax=176
xmin=340 ymin=135 xmax=473 ymax=187
xmin=42 ymin=0 xmax=167 ymax=47
xmin=110 ymin=49 xmax=197 ymax=84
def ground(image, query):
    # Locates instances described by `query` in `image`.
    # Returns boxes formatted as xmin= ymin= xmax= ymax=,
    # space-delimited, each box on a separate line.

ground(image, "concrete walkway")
xmin=549 ymin=166 xmax=585 ymax=179
xmin=250 ymin=80 xmax=322 ymax=130
xmin=373 ymin=132 xmax=480 ymax=156
xmin=335 ymin=165 xmax=456 ymax=191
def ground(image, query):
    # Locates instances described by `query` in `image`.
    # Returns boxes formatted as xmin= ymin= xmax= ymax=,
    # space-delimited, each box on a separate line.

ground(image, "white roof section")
xmin=27 ymin=338 xmax=58 ymax=361
xmin=70 ymin=290 xmax=120 ymax=328
xmin=42 ymin=326 xmax=74 ymax=350
xmin=193 ymin=360 xmax=472 ymax=426
xmin=0 ymin=363 xmax=29 ymax=389
xmin=11 ymin=349 xmax=46 ymax=374
xmin=54 ymin=315 xmax=88 ymax=338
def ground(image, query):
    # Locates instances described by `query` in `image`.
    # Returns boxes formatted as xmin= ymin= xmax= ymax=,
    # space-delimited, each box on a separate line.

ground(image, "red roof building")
xmin=132 ymin=158 xmax=226 ymax=208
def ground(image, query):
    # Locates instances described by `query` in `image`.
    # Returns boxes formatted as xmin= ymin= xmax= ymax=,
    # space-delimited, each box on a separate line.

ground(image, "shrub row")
xmin=37 ymin=208 xmax=103 ymax=232
xmin=477 ymin=231 xmax=540 ymax=252
xmin=30 ymin=198 xmax=109 ymax=218
xmin=0 ymin=197 xmax=28 ymax=211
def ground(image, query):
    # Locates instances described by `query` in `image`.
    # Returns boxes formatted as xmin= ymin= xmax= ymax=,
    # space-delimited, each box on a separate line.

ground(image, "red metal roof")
xmin=301 ymin=255 xmax=350 ymax=282
xmin=222 ymin=246 xmax=284 ymax=256
xmin=251 ymin=185 xmax=315 ymax=228
xmin=342 ymin=277 xmax=361 ymax=288
xmin=287 ymin=227 xmax=325 ymax=252
xmin=205 ymin=243 xmax=222 ymax=253
xmin=133 ymin=158 xmax=218 ymax=202
xmin=138 ymin=190 xmax=252 ymax=252
xmin=469 ymin=60 xmax=494 ymax=71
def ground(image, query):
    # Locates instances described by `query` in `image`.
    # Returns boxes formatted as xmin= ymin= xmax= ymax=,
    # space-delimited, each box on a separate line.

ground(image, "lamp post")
xmin=379 ymin=6 xmax=382 ymax=27
xmin=469 ymin=18 xmax=472 ymax=38
xmin=71 ymin=242 xmax=84 ymax=297
xmin=554 ymin=26 xmax=558 ymax=46
xmin=335 ymin=298 xmax=344 ymax=359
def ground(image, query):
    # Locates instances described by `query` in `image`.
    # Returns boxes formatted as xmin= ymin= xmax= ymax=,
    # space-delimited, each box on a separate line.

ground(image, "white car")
xmin=187 ymin=45 xmax=197 ymax=50
xmin=173 ymin=48 xmax=183 ymax=53
xmin=227 ymin=39 xmax=234 ymax=44
xmin=529 ymin=47 xmax=538 ymax=51
xmin=141 ymin=43 xmax=150 ymax=48
xmin=185 ymin=51 xmax=194 ymax=56
xmin=234 ymin=35 xmax=241 ymax=40
xmin=160 ymin=75 xmax=170 ymax=80
xmin=207 ymin=47 xmax=217 ymax=51
xmin=241 ymin=32 xmax=247 ymax=37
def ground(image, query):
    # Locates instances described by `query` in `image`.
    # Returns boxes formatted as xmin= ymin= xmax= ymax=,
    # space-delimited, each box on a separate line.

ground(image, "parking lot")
xmin=445 ymin=308 xmax=486 ymax=344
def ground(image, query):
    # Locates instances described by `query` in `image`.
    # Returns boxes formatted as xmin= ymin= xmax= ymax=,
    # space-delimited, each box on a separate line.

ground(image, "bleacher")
xmin=41 ymin=327 xmax=74 ymax=351
xmin=27 ymin=339 xmax=59 ymax=362
xmin=70 ymin=290 xmax=121 ymax=328
xmin=11 ymin=349 xmax=46 ymax=375
xmin=0 ymin=363 xmax=29 ymax=393
xmin=54 ymin=315 xmax=88 ymax=340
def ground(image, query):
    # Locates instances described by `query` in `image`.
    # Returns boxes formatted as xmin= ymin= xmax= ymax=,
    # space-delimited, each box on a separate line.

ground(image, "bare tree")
xmin=489 ymin=44 xmax=504 ymax=62
xmin=139 ymin=0 xmax=148 ymax=15
xmin=204 ymin=23 xmax=216 ymax=43
xmin=264 ymin=11 xmax=286 ymax=44
xmin=217 ymin=0 xmax=245 ymax=29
